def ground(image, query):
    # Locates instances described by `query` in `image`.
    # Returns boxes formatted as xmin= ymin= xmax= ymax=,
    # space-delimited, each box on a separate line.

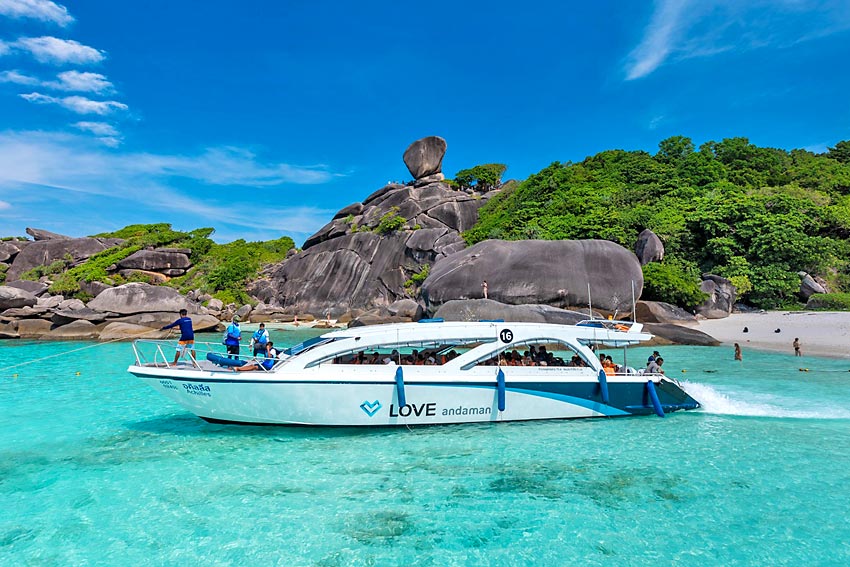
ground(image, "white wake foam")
xmin=680 ymin=381 xmax=850 ymax=420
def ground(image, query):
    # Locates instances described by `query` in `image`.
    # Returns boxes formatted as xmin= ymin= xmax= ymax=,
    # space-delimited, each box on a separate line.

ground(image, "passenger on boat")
xmin=646 ymin=357 xmax=664 ymax=375
xmin=250 ymin=323 xmax=270 ymax=357
xmin=160 ymin=309 xmax=195 ymax=366
xmin=232 ymin=342 xmax=278 ymax=371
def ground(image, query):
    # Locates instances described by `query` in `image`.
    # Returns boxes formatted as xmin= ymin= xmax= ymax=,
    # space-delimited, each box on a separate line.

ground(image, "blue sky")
xmin=0 ymin=0 xmax=849 ymax=245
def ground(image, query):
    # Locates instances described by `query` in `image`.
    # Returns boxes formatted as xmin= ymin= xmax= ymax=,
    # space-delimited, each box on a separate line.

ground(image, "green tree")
xmin=827 ymin=140 xmax=850 ymax=163
xmin=454 ymin=163 xmax=507 ymax=191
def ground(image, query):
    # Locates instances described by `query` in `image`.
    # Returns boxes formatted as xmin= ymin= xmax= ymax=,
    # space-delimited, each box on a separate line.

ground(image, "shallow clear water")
xmin=1 ymin=332 xmax=849 ymax=566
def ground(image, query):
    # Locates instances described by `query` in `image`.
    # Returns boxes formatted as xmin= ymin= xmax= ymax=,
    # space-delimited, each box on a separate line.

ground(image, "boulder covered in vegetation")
xmin=403 ymin=136 xmax=447 ymax=180
xmin=257 ymin=179 xmax=488 ymax=318
xmin=6 ymin=236 xmax=123 ymax=281
xmin=799 ymin=272 xmax=827 ymax=300
xmin=422 ymin=239 xmax=643 ymax=314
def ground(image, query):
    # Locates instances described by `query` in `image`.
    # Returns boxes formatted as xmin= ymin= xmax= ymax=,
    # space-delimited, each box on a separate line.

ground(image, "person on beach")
xmin=161 ymin=309 xmax=195 ymax=366
xmin=482 ymin=280 xmax=489 ymax=300
xmin=734 ymin=343 xmax=742 ymax=361
xmin=250 ymin=322 xmax=270 ymax=357
xmin=223 ymin=316 xmax=242 ymax=359
xmin=793 ymin=338 xmax=802 ymax=357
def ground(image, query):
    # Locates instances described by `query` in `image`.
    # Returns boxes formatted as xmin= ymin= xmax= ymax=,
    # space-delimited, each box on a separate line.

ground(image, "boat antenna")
xmin=587 ymin=283 xmax=593 ymax=319
xmin=631 ymin=279 xmax=637 ymax=323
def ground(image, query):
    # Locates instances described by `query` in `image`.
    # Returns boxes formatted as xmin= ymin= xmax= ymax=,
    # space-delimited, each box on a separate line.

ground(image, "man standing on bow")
xmin=161 ymin=308 xmax=195 ymax=366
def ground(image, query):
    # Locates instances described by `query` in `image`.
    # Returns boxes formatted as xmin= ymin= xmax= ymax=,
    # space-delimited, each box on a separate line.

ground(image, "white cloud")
xmin=0 ymin=0 xmax=73 ymax=26
xmin=72 ymin=121 xmax=118 ymax=136
xmin=50 ymin=70 xmax=113 ymax=93
xmin=0 ymin=131 xmax=339 ymax=242
xmin=0 ymin=69 xmax=39 ymax=85
xmin=20 ymin=92 xmax=127 ymax=114
xmin=0 ymin=199 xmax=10 ymax=210
xmin=625 ymin=0 xmax=850 ymax=80
xmin=0 ymin=40 xmax=10 ymax=56
xmin=13 ymin=36 xmax=105 ymax=65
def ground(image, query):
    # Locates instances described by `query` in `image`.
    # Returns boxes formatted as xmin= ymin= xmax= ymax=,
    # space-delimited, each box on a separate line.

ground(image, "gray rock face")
xmin=117 ymin=250 xmax=191 ymax=271
xmin=634 ymin=229 xmax=664 ymax=265
xmin=422 ymin=239 xmax=644 ymax=314
xmin=6 ymin=280 xmax=49 ymax=296
xmin=403 ymin=136 xmax=447 ymax=179
xmin=635 ymin=300 xmax=697 ymax=325
xmin=99 ymin=322 xmax=168 ymax=341
xmin=52 ymin=308 xmax=114 ymax=326
xmin=87 ymin=283 xmax=199 ymax=315
xmin=47 ymin=319 xmax=100 ymax=340
xmin=0 ymin=286 xmax=37 ymax=310
xmin=6 ymin=237 xmax=123 ymax=281
xmin=259 ymin=181 xmax=489 ymax=317
xmin=644 ymin=323 xmax=720 ymax=346
xmin=0 ymin=241 xmax=24 ymax=262
xmin=799 ymin=272 xmax=827 ymax=300
xmin=26 ymin=227 xmax=71 ymax=241
xmin=434 ymin=299 xmax=590 ymax=325
xmin=696 ymin=274 xmax=736 ymax=319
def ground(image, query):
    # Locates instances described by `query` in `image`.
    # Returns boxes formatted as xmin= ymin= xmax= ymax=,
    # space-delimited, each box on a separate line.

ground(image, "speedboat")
xmin=128 ymin=320 xmax=700 ymax=426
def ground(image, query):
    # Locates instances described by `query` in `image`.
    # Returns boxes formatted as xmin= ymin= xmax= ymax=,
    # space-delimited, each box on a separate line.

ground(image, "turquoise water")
xmin=1 ymin=332 xmax=849 ymax=566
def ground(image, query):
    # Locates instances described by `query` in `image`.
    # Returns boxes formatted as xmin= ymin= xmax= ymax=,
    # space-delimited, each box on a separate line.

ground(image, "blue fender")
xmin=497 ymin=368 xmax=506 ymax=412
xmin=597 ymin=368 xmax=610 ymax=404
xmin=395 ymin=366 xmax=406 ymax=408
xmin=646 ymin=380 xmax=665 ymax=417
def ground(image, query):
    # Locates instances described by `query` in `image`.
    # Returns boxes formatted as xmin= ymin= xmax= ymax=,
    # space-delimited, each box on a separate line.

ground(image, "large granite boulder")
xmin=434 ymin=299 xmax=590 ymax=325
xmin=117 ymin=250 xmax=191 ymax=271
xmin=87 ymin=283 xmax=200 ymax=315
xmin=6 ymin=236 xmax=123 ymax=281
xmin=17 ymin=318 xmax=52 ymax=338
xmin=695 ymin=274 xmax=736 ymax=319
xmin=26 ymin=227 xmax=71 ymax=241
xmin=798 ymin=272 xmax=827 ymax=301
xmin=0 ymin=286 xmax=37 ymax=310
xmin=46 ymin=320 xmax=101 ymax=340
xmin=422 ymin=239 xmax=644 ymax=314
xmin=403 ymin=136 xmax=447 ymax=180
xmin=257 ymin=180 xmax=489 ymax=318
xmin=6 ymin=280 xmax=49 ymax=296
xmin=644 ymin=323 xmax=720 ymax=346
xmin=634 ymin=229 xmax=664 ymax=265
xmin=0 ymin=241 xmax=26 ymax=262
xmin=99 ymin=322 xmax=169 ymax=341
xmin=635 ymin=300 xmax=697 ymax=326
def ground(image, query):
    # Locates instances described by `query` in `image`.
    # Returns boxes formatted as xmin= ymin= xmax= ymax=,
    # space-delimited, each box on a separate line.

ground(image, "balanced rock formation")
xmin=695 ymin=274 xmax=736 ymax=319
xmin=421 ymin=239 xmax=644 ymax=314
xmin=254 ymin=175 xmax=491 ymax=319
xmin=634 ymin=229 xmax=664 ymax=265
xmin=635 ymin=300 xmax=697 ymax=326
xmin=403 ymin=136 xmax=447 ymax=180
xmin=117 ymin=249 xmax=191 ymax=273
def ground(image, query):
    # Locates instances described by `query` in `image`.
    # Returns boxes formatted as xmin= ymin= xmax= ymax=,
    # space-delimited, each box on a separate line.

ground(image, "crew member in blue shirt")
xmin=251 ymin=322 xmax=270 ymax=357
xmin=161 ymin=308 xmax=195 ymax=366
xmin=224 ymin=315 xmax=242 ymax=359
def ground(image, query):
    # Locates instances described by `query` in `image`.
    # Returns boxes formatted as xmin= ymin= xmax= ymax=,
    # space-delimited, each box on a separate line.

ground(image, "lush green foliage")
xmin=29 ymin=223 xmax=293 ymax=302
xmin=376 ymin=207 xmax=406 ymax=234
xmin=641 ymin=261 xmax=707 ymax=309
xmin=805 ymin=293 xmax=850 ymax=310
xmin=466 ymin=137 xmax=850 ymax=308
xmin=0 ymin=263 xmax=7 ymax=284
xmin=169 ymin=236 xmax=295 ymax=304
xmin=454 ymin=163 xmax=507 ymax=192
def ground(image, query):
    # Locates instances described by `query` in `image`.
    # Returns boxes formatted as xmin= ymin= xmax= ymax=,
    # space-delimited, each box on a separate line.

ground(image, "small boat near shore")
xmin=128 ymin=320 xmax=700 ymax=426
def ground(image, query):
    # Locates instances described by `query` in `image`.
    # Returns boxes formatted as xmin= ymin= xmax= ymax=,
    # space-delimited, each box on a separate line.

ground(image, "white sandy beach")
xmin=697 ymin=311 xmax=850 ymax=359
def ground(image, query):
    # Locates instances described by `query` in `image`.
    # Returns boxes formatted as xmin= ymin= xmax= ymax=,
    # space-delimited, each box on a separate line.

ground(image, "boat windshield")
xmin=282 ymin=336 xmax=337 ymax=357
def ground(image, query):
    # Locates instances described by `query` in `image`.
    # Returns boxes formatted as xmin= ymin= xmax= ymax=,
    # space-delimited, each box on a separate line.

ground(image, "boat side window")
xmin=463 ymin=339 xmax=590 ymax=369
xmin=313 ymin=339 xmax=495 ymax=366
